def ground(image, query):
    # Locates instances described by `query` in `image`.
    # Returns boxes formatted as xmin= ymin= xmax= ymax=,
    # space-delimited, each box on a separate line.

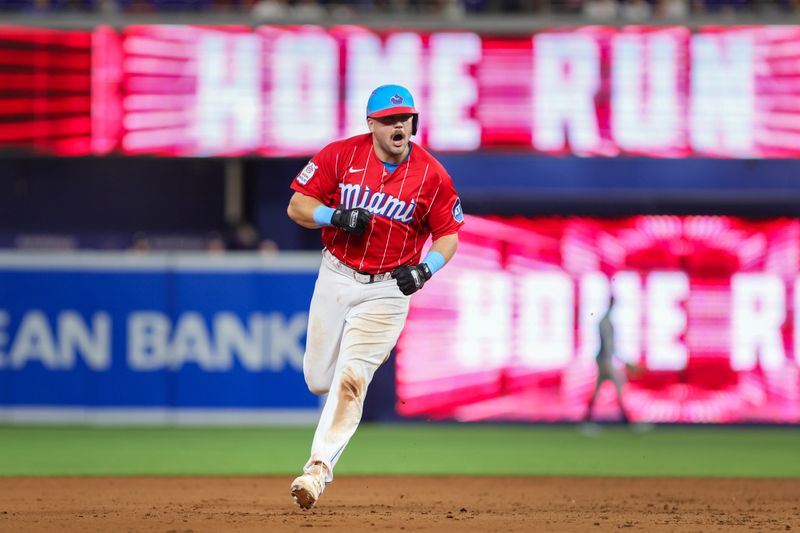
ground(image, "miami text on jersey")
xmin=338 ymin=183 xmax=416 ymax=223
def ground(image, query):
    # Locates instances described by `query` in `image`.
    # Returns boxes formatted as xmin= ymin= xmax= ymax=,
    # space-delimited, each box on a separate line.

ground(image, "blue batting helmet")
xmin=366 ymin=84 xmax=419 ymax=135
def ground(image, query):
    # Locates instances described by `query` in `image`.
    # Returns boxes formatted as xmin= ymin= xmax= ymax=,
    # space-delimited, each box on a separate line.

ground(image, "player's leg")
xmin=291 ymin=259 xmax=355 ymax=509
xmin=306 ymin=282 xmax=410 ymax=483
xmin=610 ymin=370 xmax=630 ymax=423
xmin=584 ymin=374 xmax=602 ymax=422
xmin=301 ymin=258 xmax=349 ymax=395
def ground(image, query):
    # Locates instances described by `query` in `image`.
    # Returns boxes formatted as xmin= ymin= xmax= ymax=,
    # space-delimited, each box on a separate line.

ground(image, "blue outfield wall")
xmin=0 ymin=253 xmax=323 ymax=424
xmin=435 ymin=156 xmax=800 ymax=211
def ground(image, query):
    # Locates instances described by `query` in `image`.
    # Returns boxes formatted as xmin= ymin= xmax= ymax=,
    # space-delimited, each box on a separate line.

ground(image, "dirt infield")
xmin=0 ymin=476 xmax=797 ymax=532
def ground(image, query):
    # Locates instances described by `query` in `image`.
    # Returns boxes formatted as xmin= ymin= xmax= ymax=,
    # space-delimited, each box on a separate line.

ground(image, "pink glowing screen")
xmin=396 ymin=215 xmax=800 ymax=423
xmin=2 ymin=25 xmax=800 ymax=156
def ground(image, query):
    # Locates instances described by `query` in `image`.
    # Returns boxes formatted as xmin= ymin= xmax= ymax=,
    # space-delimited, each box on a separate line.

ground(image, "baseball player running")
xmin=286 ymin=84 xmax=464 ymax=509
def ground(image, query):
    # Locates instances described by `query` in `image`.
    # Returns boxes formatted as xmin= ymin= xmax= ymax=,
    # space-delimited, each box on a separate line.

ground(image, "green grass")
xmin=0 ymin=424 xmax=797 ymax=478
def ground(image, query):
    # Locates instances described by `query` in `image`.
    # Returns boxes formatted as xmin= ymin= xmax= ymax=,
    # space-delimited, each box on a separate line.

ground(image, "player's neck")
xmin=372 ymin=139 xmax=410 ymax=165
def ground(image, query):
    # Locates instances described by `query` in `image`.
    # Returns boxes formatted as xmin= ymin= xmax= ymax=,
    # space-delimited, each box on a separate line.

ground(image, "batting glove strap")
xmin=331 ymin=206 xmax=371 ymax=235
xmin=391 ymin=263 xmax=432 ymax=296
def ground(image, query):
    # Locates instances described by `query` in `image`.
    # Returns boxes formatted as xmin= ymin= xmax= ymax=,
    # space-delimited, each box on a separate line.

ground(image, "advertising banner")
xmin=396 ymin=215 xmax=800 ymax=423
xmin=1 ymin=25 xmax=800 ymax=157
xmin=0 ymin=253 xmax=321 ymax=424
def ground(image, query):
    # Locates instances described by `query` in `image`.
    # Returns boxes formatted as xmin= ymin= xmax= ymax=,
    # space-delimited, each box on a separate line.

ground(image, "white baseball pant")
xmin=301 ymin=250 xmax=410 ymax=483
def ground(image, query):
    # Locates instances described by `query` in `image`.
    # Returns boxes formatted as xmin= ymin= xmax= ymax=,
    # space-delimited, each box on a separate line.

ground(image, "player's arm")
xmin=287 ymin=192 xmax=325 ymax=229
xmin=427 ymin=233 xmax=458 ymax=264
xmin=287 ymin=191 xmax=372 ymax=235
xmin=391 ymin=233 xmax=458 ymax=296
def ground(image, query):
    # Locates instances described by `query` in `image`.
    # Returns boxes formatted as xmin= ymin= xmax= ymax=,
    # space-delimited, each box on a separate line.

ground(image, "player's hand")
xmin=391 ymin=264 xmax=432 ymax=296
xmin=331 ymin=206 xmax=371 ymax=235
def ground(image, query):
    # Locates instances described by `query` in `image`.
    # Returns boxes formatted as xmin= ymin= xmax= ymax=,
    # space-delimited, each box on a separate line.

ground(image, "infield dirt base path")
xmin=0 ymin=477 xmax=797 ymax=532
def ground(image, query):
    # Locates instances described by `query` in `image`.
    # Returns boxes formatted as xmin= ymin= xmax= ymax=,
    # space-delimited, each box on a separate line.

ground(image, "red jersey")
xmin=291 ymin=133 xmax=464 ymax=274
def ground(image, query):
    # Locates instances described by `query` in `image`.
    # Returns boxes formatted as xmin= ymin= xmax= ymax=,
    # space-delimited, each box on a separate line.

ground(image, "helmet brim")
xmin=367 ymin=106 xmax=418 ymax=119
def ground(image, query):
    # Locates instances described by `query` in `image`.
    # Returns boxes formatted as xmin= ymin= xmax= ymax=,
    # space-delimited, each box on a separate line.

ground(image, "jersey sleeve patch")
xmin=452 ymin=197 xmax=464 ymax=223
xmin=296 ymin=161 xmax=318 ymax=185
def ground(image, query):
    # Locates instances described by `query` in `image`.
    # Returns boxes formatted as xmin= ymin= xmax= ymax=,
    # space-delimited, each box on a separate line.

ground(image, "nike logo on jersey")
xmin=348 ymin=166 xmax=365 ymax=173
xmin=339 ymin=183 xmax=416 ymax=223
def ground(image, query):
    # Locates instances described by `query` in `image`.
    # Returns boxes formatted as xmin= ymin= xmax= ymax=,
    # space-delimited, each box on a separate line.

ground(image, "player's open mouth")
xmin=391 ymin=132 xmax=404 ymax=146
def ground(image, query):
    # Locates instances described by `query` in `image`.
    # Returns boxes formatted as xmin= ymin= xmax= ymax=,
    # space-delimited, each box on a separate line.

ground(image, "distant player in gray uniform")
xmin=584 ymin=295 xmax=630 ymax=423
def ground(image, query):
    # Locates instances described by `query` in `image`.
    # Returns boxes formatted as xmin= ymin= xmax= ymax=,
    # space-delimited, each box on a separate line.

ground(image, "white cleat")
xmin=291 ymin=462 xmax=327 ymax=510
